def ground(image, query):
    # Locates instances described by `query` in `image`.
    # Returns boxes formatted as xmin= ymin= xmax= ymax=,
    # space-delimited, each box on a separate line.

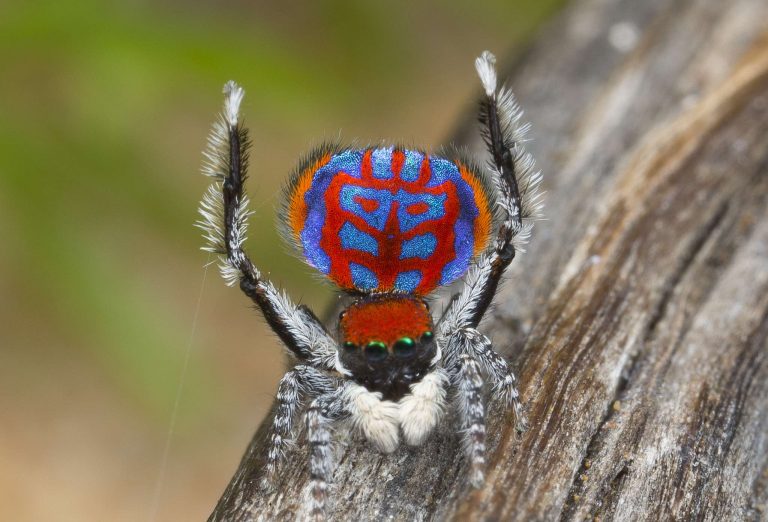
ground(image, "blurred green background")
xmin=0 ymin=1 xmax=563 ymax=520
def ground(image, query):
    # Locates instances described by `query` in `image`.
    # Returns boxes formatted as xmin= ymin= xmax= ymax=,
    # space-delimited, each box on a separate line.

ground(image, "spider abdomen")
xmin=283 ymin=146 xmax=494 ymax=295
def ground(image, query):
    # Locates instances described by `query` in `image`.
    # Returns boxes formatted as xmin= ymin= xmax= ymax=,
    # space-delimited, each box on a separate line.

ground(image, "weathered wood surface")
xmin=211 ymin=0 xmax=768 ymax=519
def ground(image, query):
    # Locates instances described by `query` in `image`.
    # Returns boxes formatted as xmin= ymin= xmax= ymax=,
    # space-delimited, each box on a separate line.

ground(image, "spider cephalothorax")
xmin=198 ymin=51 xmax=542 ymax=519
xmin=338 ymin=294 xmax=437 ymax=400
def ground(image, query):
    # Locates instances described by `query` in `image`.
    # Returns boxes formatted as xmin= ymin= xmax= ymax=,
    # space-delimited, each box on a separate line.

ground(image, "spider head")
xmin=338 ymin=294 xmax=437 ymax=400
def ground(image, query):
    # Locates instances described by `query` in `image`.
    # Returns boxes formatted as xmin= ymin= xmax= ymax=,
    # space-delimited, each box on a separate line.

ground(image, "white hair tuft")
xmin=475 ymin=50 xmax=498 ymax=97
xmin=343 ymin=384 xmax=400 ymax=453
xmin=490 ymin=86 xmax=544 ymax=248
xmin=222 ymin=81 xmax=244 ymax=127
xmin=398 ymin=369 xmax=448 ymax=445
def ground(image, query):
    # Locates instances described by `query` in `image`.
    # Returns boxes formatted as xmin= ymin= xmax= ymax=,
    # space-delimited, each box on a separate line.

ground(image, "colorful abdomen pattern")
xmin=285 ymin=147 xmax=493 ymax=295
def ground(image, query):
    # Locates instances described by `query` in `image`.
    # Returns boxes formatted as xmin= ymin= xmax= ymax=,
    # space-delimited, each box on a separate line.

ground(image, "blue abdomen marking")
xmin=394 ymin=270 xmax=422 ymax=292
xmin=349 ymin=262 xmax=379 ymax=290
xmin=300 ymin=149 xmax=364 ymax=274
xmin=396 ymin=191 xmax=447 ymax=232
xmin=339 ymin=185 xmax=392 ymax=231
xmin=400 ymin=233 xmax=437 ymax=260
xmin=339 ymin=222 xmax=378 ymax=255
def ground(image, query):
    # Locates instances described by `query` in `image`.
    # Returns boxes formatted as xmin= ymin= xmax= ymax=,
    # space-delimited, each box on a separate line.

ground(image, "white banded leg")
xmin=456 ymin=354 xmax=486 ymax=487
xmin=305 ymin=391 xmax=346 ymax=520
xmin=458 ymin=327 xmax=527 ymax=432
xmin=437 ymin=51 xmax=541 ymax=334
xmin=263 ymin=365 xmax=338 ymax=487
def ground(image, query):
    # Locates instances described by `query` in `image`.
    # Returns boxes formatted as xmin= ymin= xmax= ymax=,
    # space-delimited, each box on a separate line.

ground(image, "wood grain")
xmin=211 ymin=0 xmax=768 ymax=519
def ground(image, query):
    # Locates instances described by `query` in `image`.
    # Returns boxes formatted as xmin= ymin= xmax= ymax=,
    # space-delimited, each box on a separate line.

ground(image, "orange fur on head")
xmin=340 ymin=296 xmax=433 ymax=348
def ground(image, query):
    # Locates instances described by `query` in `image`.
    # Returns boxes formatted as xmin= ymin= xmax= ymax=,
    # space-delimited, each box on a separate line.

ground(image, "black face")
xmin=339 ymin=331 xmax=437 ymax=401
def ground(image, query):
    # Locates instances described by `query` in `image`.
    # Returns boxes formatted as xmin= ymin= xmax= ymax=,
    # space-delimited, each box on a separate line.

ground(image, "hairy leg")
xmin=456 ymin=327 xmax=526 ymax=432
xmin=305 ymin=388 xmax=348 ymax=520
xmin=198 ymin=82 xmax=338 ymax=369
xmin=263 ymin=365 xmax=340 ymax=486
xmin=439 ymin=51 xmax=541 ymax=333
xmin=455 ymin=354 xmax=487 ymax=487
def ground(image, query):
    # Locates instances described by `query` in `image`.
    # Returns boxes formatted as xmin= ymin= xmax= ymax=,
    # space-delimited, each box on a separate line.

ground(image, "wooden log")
xmin=211 ymin=0 xmax=768 ymax=519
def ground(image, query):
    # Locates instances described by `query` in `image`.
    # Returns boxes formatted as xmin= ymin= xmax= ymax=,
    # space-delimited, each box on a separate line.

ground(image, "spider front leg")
xmin=438 ymin=52 xmax=539 ymax=483
xmin=263 ymin=365 xmax=340 ymax=487
xmin=439 ymin=51 xmax=541 ymax=333
xmin=198 ymin=82 xmax=338 ymax=370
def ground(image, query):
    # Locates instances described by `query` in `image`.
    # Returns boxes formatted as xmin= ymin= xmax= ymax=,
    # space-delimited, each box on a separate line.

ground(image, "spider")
xmin=198 ymin=50 xmax=541 ymax=518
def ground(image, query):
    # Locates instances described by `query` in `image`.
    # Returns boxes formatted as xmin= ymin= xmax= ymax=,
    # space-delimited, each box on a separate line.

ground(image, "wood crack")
xmin=559 ymin=192 xmax=731 ymax=521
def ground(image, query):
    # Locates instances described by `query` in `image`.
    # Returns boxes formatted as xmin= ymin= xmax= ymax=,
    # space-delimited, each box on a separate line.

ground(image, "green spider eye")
xmin=421 ymin=331 xmax=434 ymax=342
xmin=343 ymin=341 xmax=357 ymax=352
xmin=393 ymin=337 xmax=415 ymax=358
xmin=364 ymin=341 xmax=388 ymax=362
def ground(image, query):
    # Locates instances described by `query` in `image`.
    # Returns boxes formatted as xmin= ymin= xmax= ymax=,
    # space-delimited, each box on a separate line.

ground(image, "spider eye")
xmin=393 ymin=337 xmax=415 ymax=358
xmin=364 ymin=341 xmax=388 ymax=362
xmin=421 ymin=331 xmax=434 ymax=342
xmin=343 ymin=341 xmax=357 ymax=352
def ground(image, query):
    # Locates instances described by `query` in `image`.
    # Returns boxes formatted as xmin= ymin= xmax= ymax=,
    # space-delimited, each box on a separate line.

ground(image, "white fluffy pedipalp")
xmin=343 ymin=383 xmax=400 ymax=453
xmin=398 ymin=369 xmax=448 ymax=446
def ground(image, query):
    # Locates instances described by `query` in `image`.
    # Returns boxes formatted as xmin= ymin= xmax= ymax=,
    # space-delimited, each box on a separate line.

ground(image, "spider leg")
xmin=454 ymin=327 xmax=526 ymax=432
xmin=454 ymin=354 xmax=486 ymax=488
xmin=263 ymin=365 xmax=340 ymax=487
xmin=305 ymin=388 xmax=348 ymax=520
xmin=198 ymin=82 xmax=337 ymax=370
xmin=439 ymin=51 xmax=542 ymax=333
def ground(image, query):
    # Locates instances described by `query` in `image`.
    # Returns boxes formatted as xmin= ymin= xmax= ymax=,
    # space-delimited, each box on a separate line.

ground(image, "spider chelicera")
xmin=198 ymin=50 xmax=541 ymax=518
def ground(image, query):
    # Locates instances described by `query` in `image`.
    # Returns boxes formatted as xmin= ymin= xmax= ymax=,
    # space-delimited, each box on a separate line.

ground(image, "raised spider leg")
xmin=439 ymin=51 xmax=541 ymax=334
xmin=438 ymin=52 xmax=538 ymax=476
xmin=454 ymin=354 xmax=486 ymax=488
xmin=306 ymin=388 xmax=348 ymax=520
xmin=263 ymin=365 xmax=340 ymax=487
xmin=455 ymin=327 xmax=527 ymax=432
xmin=198 ymin=82 xmax=337 ymax=369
